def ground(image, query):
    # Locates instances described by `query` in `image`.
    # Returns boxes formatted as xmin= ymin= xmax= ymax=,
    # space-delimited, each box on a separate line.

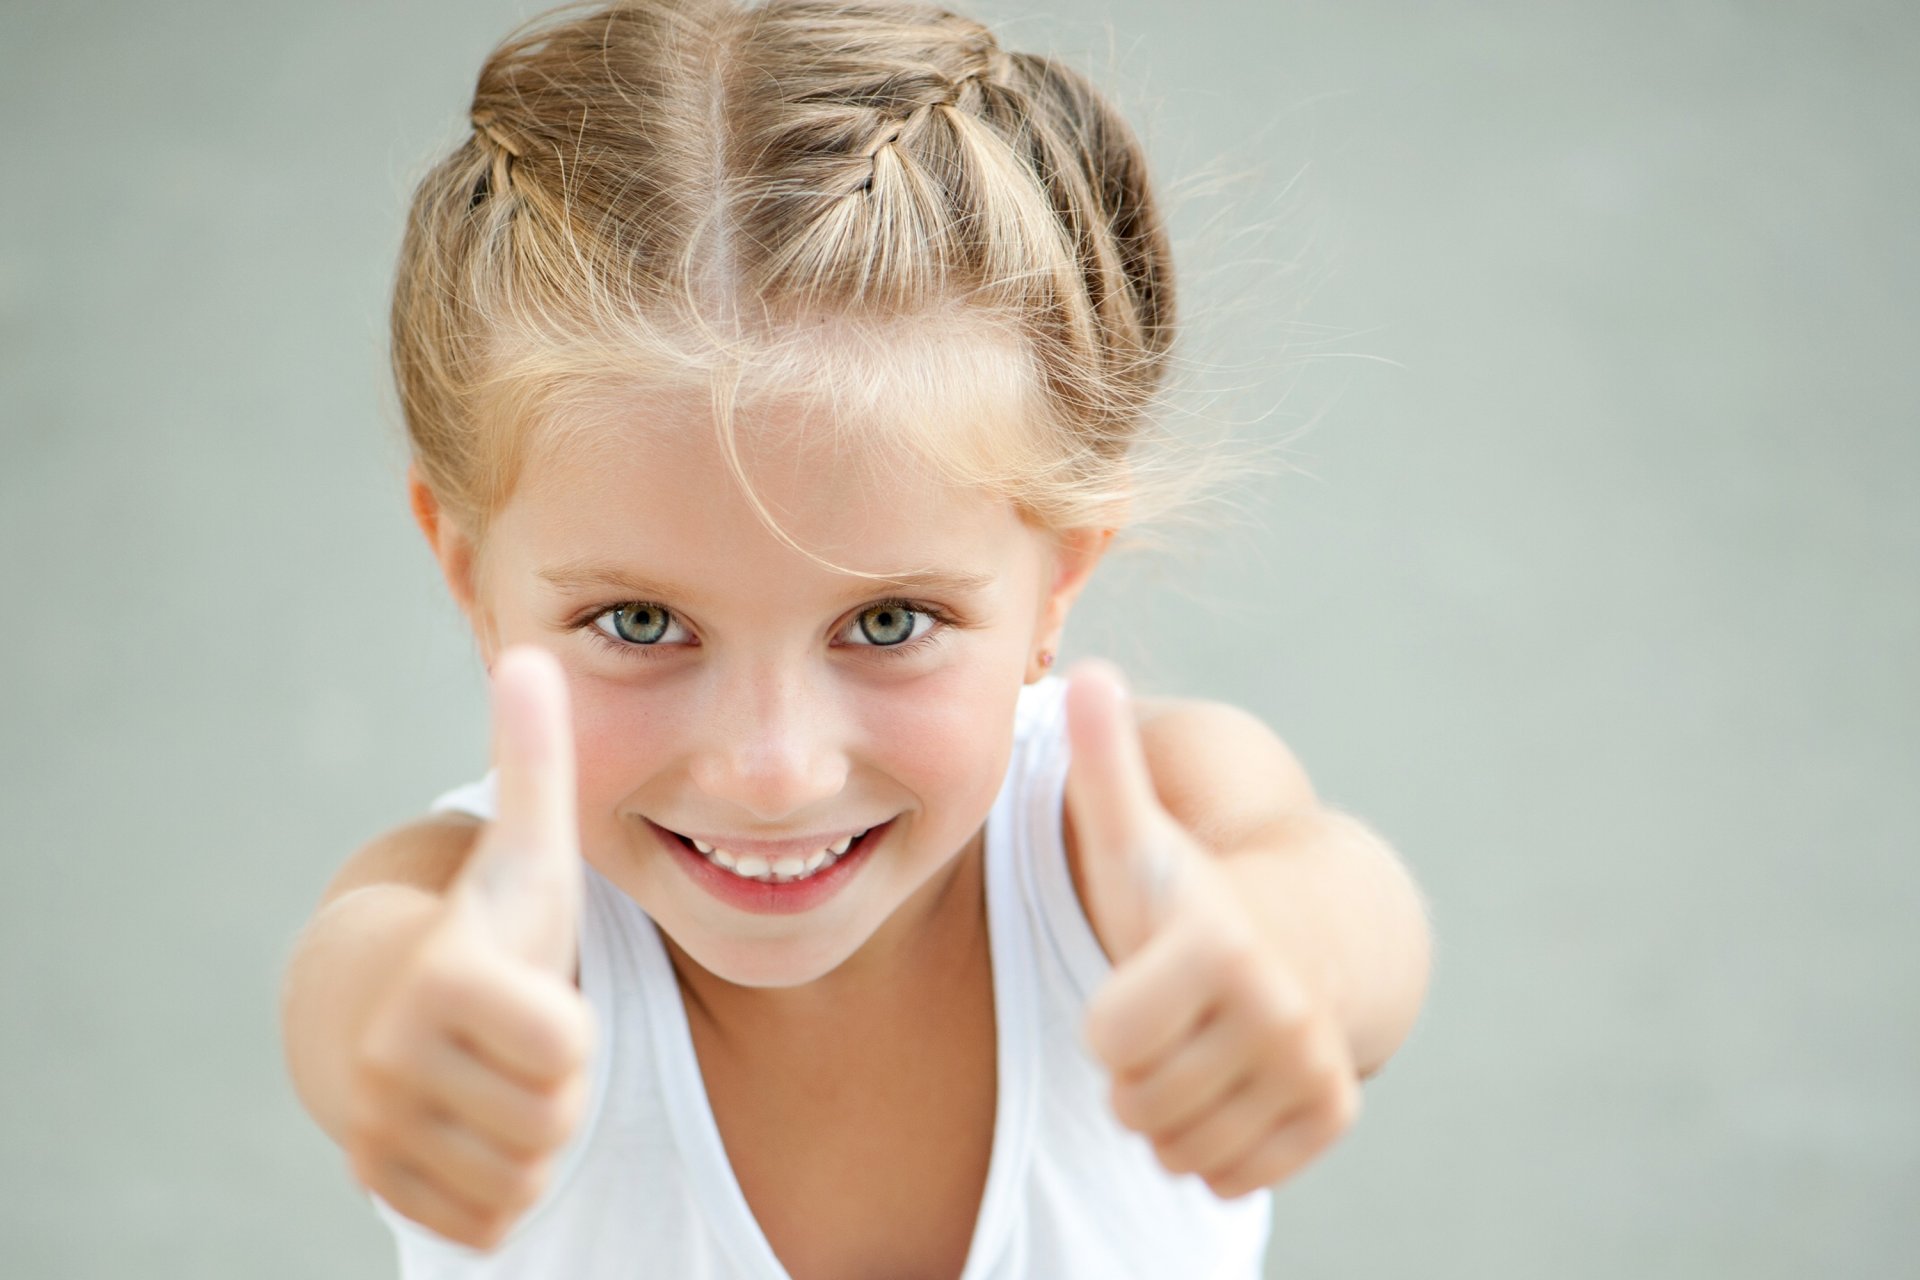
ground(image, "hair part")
xmin=393 ymin=0 xmax=1201 ymax=568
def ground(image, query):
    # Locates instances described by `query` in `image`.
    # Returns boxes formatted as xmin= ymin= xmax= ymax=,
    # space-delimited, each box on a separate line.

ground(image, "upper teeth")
xmin=688 ymin=830 xmax=867 ymax=883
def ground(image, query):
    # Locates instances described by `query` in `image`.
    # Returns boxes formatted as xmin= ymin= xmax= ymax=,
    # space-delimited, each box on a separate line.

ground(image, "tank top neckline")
xmin=604 ymin=772 xmax=1042 ymax=1280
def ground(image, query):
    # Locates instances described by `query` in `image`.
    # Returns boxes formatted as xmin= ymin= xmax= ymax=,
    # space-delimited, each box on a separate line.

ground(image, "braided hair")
xmin=394 ymin=0 xmax=1182 ymax=556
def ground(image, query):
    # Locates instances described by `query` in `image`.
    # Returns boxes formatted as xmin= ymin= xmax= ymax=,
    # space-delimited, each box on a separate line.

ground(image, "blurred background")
xmin=3 ymin=1 xmax=1915 ymax=1276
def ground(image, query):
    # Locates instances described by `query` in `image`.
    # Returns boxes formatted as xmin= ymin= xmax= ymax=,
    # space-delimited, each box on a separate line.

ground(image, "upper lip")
xmin=647 ymin=817 xmax=882 ymax=861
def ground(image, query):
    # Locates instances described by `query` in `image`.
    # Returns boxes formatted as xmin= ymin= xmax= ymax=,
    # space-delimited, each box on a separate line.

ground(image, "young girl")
xmin=280 ymin=2 xmax=1433 ymax=1277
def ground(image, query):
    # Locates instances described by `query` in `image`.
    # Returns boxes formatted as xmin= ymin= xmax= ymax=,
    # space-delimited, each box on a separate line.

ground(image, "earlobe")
xmin=1025 ymin=647 xmax=1057 ymax=684
xmin=1028 ymin=527 xmax=1114 ymax=681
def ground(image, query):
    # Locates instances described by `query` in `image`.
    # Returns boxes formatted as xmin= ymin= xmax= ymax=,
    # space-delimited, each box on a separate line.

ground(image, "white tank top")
xmin=377 ymin=674 xmax=1273 ymax=1278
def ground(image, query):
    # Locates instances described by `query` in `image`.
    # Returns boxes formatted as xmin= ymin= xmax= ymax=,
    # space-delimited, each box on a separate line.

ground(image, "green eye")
xmin=855 ymin=603 xmax=927 ymax=646
xmin=606 ymin=603 xmax=672 ymax=644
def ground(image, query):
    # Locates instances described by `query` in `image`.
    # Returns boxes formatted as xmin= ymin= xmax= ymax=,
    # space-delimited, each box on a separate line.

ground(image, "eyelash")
xmin=572 ymin=598 xmax=955 ymax=661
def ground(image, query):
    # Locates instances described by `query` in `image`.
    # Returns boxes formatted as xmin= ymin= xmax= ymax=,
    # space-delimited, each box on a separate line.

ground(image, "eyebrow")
xmin=535 ymin=561 xmax=996 ymax=600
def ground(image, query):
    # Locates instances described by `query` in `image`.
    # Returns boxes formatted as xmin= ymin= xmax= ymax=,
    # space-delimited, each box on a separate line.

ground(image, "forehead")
xmin=493 ymin=384 xmax=1044 ymax=599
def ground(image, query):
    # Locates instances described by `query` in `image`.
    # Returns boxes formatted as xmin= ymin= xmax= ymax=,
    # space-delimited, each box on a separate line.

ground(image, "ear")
xmin=408 ymin=463 xmax=491 ymax=650
xmin=1031 ymin=526 xmax=1113 ymax=667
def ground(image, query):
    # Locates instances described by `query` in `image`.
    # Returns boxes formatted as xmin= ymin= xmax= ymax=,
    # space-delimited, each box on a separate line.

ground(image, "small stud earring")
xmin=1027 ymin=648 xmax=1055 ymax=683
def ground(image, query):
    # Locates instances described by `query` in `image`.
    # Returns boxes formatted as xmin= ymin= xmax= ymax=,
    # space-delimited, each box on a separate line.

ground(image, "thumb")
xmin=1063 ymin=660 xmax=1188 ymax=961
xmin=455 ymin=644 xmax=583 ymax=976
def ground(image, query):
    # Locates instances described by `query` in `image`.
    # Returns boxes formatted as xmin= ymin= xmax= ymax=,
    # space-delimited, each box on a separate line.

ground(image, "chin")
xmin=672 ymin=929 xmax=861 ymax=989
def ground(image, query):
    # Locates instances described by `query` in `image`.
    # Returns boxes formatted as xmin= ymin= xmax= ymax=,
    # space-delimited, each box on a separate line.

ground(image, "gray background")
xmin=3 ymin=0 xmax=1914 ymax=1276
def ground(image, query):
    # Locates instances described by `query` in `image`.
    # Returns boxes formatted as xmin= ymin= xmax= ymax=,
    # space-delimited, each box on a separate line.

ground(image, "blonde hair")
xmin=392 ymin=0 xmax=1193 ymax=563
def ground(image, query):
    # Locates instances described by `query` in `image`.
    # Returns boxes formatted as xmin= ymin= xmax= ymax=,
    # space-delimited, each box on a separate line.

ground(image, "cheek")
xmin=858 ymin=664 xmax=1023 ymax=817
xmin=567 ymin=677 xmax=680 ymax=822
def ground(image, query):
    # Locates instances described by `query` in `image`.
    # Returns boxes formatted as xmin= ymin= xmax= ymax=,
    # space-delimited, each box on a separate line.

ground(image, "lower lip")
xmin=648 ymin=819 xmax=890 ymax=916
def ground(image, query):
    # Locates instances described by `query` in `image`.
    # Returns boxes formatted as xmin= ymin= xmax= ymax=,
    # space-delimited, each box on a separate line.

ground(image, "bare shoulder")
xmin=320 ymin=811 xmax=485 ymax=905
xmin=1130 ymin=694 xmax=1320 ymax=849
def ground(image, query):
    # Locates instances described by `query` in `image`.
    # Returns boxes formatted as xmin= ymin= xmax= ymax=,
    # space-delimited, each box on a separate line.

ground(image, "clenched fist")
xmin=345 ymin=646 xmax=595 ymax=1250
xmin=1064 ymin=662 xmax=1362 ymax=1200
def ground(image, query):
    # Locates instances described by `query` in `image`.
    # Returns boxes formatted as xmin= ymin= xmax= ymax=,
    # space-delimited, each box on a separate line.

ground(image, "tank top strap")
xmin=1003 ymin=675 xmax=1116 ymax=1008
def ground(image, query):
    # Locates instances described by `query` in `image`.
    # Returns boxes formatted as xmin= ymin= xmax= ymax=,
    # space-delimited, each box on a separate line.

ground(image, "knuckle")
xmin=1323 ymin=1078 xmax=1364 ymax=1133
xmin=343 ymin=1075 xmax=383 ymax=1129
xmin=1080 ymin=1007 xmax=1123 ymax=1069
xmin=412 ymin=942 xmax=479 ymax=1008
xmin=1222 ymin=1148 xmax=1282 ymax=1198
xmin=524 ymin=1091 xmax=578 ymax=1151
xmin=1198 ymin=932 xmax=1252 ymax=989
xmin=1233 ymin=963 xmax=1290 ymax=1024
xmin=469 ymin=1208 xmax=515 ymax=1252
xmin=354 ymin=1026 xmax=414 ymax=1088
xmin=1152 ymin=1133 xmax=1195 ymax=1176
xmin=1248 ymin=982 xmax=1307 ymax=1040
xmin=1302 ymin=1040 xmax=1355 ymax=1098
xmin=502 ymin=1157 xmax=553 ymax=1213
xmin=1281 ymin=1103 xmax=1345 ymax=1168
xmin=446 ymin=1224 xmax=486 ymax=1251
xmin=344 ymin=1140 xmax=385 ymax=1192
xmin=343 ymin=1121 xmax=382 ymax=1171
xmin=1204 ymin=1170 xmax=1246 ymax=1199
xmin=452 ymin=1218 xmax=497 ymax=1251
xmin=1244 ymin=1001 xmax=1289 ymax=1046
xmin=343 ymin=1092 xmax=406 ymax=1159
xmin=557 ymin=1071 xmax=592 ymax=1127
xmin=515 ymin=988 xmax=592 ymax=1084
xmin=550 ymin=995 xmax=595 ymax=1071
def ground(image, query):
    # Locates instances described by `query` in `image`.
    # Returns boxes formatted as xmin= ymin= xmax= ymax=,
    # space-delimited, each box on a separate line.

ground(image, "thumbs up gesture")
xmin=1065 ymin=662 xmax=1361 ymax=1199
xmin=347 ymin=646 xmax=595 ymax=1249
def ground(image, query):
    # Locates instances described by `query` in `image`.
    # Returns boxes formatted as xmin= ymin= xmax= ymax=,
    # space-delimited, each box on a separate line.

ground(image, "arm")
xmin=1062 ymin=664 xmax=1430 ymax=1199
xmin=280 ymin=815 xmax=482 ymax=1144
xmin=278 ymin=649 xmax=593 ymax=1249
xmin=1130 ymin=697 xmax=1433 ymax=1081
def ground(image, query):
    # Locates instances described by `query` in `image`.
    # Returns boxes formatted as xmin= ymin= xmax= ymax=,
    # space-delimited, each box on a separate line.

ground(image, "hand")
xmin=1063 ymin=661 xmax=1362 ymax=1199
xmin=346 ymin=646 xmax=595 ymax=1249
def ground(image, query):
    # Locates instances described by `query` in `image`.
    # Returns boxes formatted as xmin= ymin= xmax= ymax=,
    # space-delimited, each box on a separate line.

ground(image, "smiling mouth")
xmin=657 ymin=823 xmax=886 ymax=885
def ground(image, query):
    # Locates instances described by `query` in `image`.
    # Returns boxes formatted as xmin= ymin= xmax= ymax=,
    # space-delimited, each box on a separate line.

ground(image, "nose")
xmin=685 ymin=666 xmax=850 ymax=823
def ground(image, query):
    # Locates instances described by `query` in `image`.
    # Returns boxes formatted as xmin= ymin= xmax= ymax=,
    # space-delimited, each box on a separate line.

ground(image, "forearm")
xmin=280 ymin=885 xmax=443 ymax=1146
xmin=1218 ymin=807 xmax=1432 ymax=1080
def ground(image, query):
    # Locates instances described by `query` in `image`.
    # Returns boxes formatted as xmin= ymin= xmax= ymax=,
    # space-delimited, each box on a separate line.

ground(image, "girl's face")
xmin=444 ymin=394 xmax=1102 ymax=988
